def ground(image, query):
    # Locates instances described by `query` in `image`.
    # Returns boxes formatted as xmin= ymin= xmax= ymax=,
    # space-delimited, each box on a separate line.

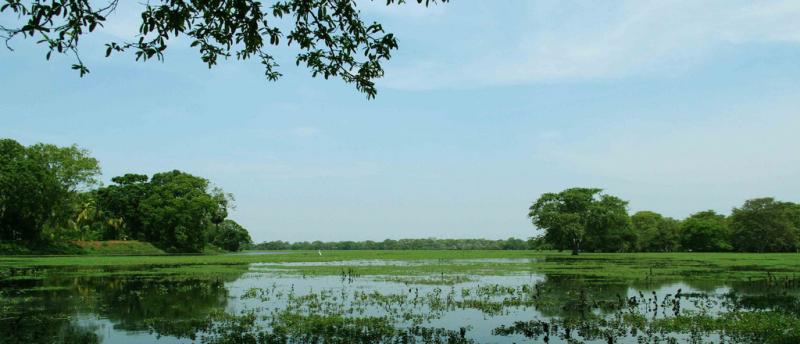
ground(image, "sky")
xmin=2 ymin=1 xmax=800 ymax=243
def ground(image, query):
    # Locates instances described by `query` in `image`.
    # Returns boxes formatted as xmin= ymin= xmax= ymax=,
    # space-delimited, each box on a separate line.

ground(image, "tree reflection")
xmin=1 ymin=268 xmax=246 ymax=342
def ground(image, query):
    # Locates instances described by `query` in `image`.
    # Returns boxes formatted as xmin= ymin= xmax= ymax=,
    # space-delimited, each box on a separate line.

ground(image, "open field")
xmin=2 ymin=251 xmax=800 ymax=343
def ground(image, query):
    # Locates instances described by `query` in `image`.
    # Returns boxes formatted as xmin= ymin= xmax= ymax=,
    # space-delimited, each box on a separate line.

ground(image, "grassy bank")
xmin=0 ymin=241 xmax=85 ymax=255
xmin=73 ymin=240 xmax=166 ymax=255
xmin=0 ymin=240 xmax=232 ymax=256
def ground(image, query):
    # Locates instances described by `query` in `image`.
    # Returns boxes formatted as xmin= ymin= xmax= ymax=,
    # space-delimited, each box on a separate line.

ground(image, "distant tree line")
xmin=249 ymin=237 xmax=543 ymax=251
xmin=0 ymin=139 xmax=251 ymax=253
xmin=251 ymin=189 xmax=800 ymax=254
xmin=529 ymin=188 xmax=800 ymax=255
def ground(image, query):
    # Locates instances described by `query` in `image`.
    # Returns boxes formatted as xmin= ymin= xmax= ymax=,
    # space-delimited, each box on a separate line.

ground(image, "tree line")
xmin=4 ymin=138 xmax=798 ymax=255
xmin=0 ymin=139 xmax=251 ymax=253
xmin=249 ymin=237 xmax=540 ymax=251
xmin=529 ymin=188 xmax=800 ymax=255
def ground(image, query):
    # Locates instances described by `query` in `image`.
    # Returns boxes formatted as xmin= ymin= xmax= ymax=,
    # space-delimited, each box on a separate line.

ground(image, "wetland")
xmin=1 ymin=251 xmax=800 ymax=343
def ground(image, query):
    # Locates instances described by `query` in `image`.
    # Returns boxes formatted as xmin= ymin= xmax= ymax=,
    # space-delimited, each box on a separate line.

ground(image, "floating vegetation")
xmin=201 ymin=312 xmax=473 ymax=344
xmin=2 ymin=253 xmax=800 ymax=343
xmin=377 ymin=274 xmax=473 ymax=286
xmin=206 ymin=273 xmax=800 ymax=343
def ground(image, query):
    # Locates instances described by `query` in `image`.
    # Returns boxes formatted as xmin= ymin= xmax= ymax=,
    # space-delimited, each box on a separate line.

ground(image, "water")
xmin=1 ymin=259 xmax=797 ymax=343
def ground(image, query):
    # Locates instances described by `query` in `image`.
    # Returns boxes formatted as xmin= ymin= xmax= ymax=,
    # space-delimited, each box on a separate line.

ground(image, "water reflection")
xmin=1 ymin=264 xmax=799 ymax=343
xmin=1 ymin=271 xmax=243 ymax=343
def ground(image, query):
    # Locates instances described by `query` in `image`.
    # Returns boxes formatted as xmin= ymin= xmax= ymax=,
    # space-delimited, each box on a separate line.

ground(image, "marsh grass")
xmin=2 ymin=251 xmax=800 ymax=343
xmin=207 ymin=273 xmax=800 ymax=343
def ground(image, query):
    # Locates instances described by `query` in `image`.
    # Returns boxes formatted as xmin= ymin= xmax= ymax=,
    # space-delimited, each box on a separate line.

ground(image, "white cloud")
xmin=382 ymin=0 xmax=800 ymax=90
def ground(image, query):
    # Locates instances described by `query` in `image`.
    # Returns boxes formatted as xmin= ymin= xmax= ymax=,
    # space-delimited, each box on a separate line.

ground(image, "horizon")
xmin=3 ymin=1 xmax=799 ymax=243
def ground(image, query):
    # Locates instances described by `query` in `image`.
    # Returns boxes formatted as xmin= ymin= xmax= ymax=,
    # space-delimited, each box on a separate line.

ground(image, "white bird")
xmin=318 ymin=250 xmax=322 ymax=256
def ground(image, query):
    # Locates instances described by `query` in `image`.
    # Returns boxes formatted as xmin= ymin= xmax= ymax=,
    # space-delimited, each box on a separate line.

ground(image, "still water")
xmin=0 ymin=259 xmax=797 ymax=343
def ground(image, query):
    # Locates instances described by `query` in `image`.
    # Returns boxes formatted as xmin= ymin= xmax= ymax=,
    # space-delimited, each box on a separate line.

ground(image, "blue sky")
xmin=2 ymin=1 xmax=799 ymax=242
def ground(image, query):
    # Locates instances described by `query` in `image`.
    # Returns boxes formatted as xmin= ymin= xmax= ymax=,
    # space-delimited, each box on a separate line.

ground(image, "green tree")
xmin=631 ymin=211 xmax=681 ymax=252
xmin=680 ymin=210 xmax=731 ymax=252
xmin=96 ymin=174 xmax=150 ymax=240
xmin=729 ymin=198 xmax=800 ymax=252
xmin=0 ymin=139 xmax=99 ymax=242
xmin=0 ymin=0 xmax=446 ymax=98
xmin=528 ymin=188 xmax=631 ymax=255
xmin=209 ymin=187 xmax=233 ymax=232
xmin=26 ymin=142 xmax=101 ymax=240
xmin=69 ymin=192 xmax=100 ymax=241
xmin=66 ymin=191 xmax=127 ymax=241
xmin=0 ymin=139 xmax=56 ymax=241
xmin=25 ymin=143 xmax=101 ymax=193
xmin=583 ymin=194 xmax=634 ymax=252
xmin=139 ymin=170 xmax=220 ymax=252
xmin=209 ymin=219 xmax=252 ymax=252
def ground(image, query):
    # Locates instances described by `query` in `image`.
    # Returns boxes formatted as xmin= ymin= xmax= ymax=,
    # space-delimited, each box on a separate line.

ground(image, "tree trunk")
xmin=571 ymin=238 xmax=580 ymax=255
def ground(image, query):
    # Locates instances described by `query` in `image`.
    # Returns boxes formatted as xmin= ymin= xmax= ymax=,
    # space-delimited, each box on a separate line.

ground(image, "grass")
xmin=1 ymin=250 xmax=799 ymax=282
xmin=73 ymin=240 xmax=166 ymax=255
xmin=0 ymin=240 xmax=230 ymax=257
xmin=0 ymin=241 xmax=85 ymax=255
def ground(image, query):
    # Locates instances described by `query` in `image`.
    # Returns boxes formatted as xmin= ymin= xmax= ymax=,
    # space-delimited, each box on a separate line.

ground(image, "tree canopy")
xmin=1 ymin=138 xmax=251 ymax=253
xmin=96 ymin=170 xmax=245 ymax=252
xmin=527 ymin=189 xmax=800 ymax=254
xmin=0 ymin=0 xmax=446 ymax=98
xmin=139 ymin=170 xmax=223 ymax=252
xmin=96 ymin=174 xmax=150 ymax=240
xmin=209 ymin=219 xmax=252 ymax=252
xmin=528 ymin=188 xmax=631 ymax=255
xmin=680 ymin=210 xmax=730 ymax=252
xmin=0 ymin=139 xmax=100 ymax=242
xmin=729 ymin=198 xmax=800 ymax=252
xmin=631 ymin=211 xmax=681 ymax=252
